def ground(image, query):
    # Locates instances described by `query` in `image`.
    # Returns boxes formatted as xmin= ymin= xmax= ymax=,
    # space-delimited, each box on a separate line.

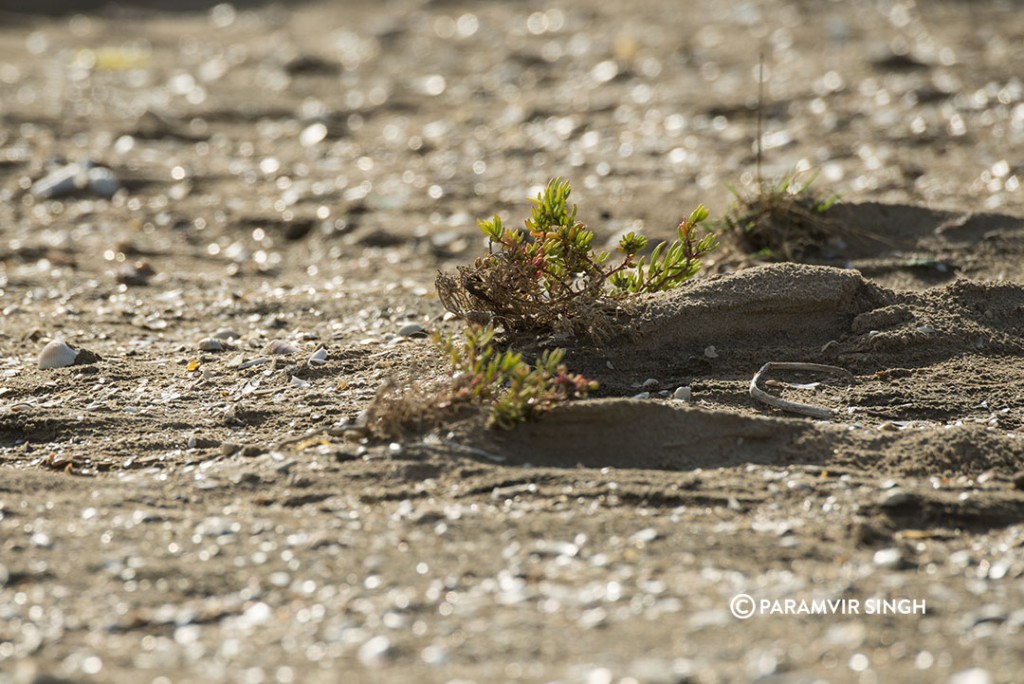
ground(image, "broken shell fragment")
xmin=308 ymin=346 xmax=328 ymax=366
xmin=265 ymin=339 xmax=298 ymax=355
xmin=38 ymin=340 xmax=79 ymax=369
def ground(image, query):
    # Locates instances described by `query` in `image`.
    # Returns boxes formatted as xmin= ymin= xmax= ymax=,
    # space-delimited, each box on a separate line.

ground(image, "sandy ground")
xmin=1 ymin=0 xmax=1024 ymax=682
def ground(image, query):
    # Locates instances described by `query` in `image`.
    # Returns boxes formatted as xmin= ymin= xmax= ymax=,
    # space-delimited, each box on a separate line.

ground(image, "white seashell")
xmin=264 ymin=339 xmax=298 ymax=355
xmin=289 ymin=375 xmax=310 ymax=388
xmin=38 ymin=340 xmax=79 ymax=369
xmin=198 ymin=338 xmax=224 ymax=351
xmin=307 ymin=346 xmax=328 ymax=366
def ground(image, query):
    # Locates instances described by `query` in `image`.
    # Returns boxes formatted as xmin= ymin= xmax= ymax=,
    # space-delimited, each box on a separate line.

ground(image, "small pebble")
xmin=86 ymin=165 xmax=121 ymax=198
xmin=630 ymin=527 xmax=659 ymax=544
xmin=300 ymin=122 xmax=328 ymax=147
xmin=421 ymin=645 xmax=451 ymax=667
xmin=212 ymin=329 xmax=241 ymax=340
xmin=116 ymin=260 xmax=155 ymax=286
xmin=631 ymin=392 xmax=651 ymax=400
xmin=398 ymin=323 xmax=427 ymax=338
xmin=358 ymin=635 xmax=393 ymax=668
xmin=880 ymin=489 xmax=912 ymax=507
xmin=641 ymin=378 xmax=660 ymax=391
xmin=873 ymin=547 xmax=903 ymax=568
xmin=673 ymin=386 xmax=692 ymax=402
xmin=948 ymin=668 xmax=993 ymax=684
xmin=198 ymin=338 xmax=224 ymax=352
xmin=704 ymin=345 xmax=718 ymax=359
xmin=265 ymin=339 xmax=298 ymax=355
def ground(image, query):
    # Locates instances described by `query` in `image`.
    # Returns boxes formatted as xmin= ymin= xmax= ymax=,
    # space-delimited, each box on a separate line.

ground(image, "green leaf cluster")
xmin=472 ymin=178 xmax=717 ymax=310
xmin=437 ymin=324 xmax=597 ymax=429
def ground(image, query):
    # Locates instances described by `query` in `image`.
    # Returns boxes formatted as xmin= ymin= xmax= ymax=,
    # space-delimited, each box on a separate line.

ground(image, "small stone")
xmin=641 ymin=378 xmax=660 ymax=391
xmin=949 ymin=668 xmax=993 ymax=684
xmin=630 ymin=527 xmax=659 ymax=544
xmin=703 ymin=345 xmax=718 ymax=359
xmin=212 ymin=329 xmax=241 ymax=340
xmin=265 ymin=339 xmax=298 ymax=355
xmin=631 ymin=392 xmax=651 ymax=400
xmin=398 ymin=323 xmax=427 ymax=338
xmin=358 ymin=635 xmax=393 ymax=668
xmin=300 ymin=122 xmax=328 ymax=147
xmin=86 ymin=165 xmax=121 ymax=198
xmin=672 ymin=386 xmax=692 ymax=402
xmin=420 ymin=644 xmax=450 ymax=667
xmin=116 ymin=260 xmax=155 ymax=285
xmin=880 ymin=488 xmax=912 ymax=507
xmin=198 ymin=338 xmax=224 ymax=352
xmin=873 ymin=547 xmax=903 ymax=568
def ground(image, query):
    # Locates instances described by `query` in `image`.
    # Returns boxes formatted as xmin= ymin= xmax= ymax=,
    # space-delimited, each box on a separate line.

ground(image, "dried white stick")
xmin=749 ymin=362 xmax=853 ymax=420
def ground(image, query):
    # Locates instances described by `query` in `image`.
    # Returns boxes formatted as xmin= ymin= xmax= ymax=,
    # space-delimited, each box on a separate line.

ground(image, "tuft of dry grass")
xmin=722 ymin=174 xmax=843 ymax=261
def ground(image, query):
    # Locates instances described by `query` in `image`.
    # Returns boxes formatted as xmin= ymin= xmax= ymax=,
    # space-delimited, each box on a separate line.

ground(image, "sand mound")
xmin=463 ymin=263 xmax=1024 ymax=477
xmin=572 ymin=263 xmax=1024 ymax=385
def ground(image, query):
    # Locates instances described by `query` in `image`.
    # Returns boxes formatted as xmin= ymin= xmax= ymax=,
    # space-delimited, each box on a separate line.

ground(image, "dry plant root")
xmin=749 ymin=362 xmax=853 ymax=420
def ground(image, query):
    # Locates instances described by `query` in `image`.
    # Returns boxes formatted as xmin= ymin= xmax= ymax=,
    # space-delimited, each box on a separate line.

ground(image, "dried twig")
xmin=749 ymin=362 xmax=852 ymax=419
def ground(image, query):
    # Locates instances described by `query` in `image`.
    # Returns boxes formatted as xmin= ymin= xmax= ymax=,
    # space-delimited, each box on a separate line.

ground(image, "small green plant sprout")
xmin=722 ymin=171 xmax=843 ymax=262
xmin=436 ymin=178 xmax=717 ymax=337
xmin=609 ymin=205 xmax=716 ymax=294
xmin=439 ymin=324 xmax=597 ymax=429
